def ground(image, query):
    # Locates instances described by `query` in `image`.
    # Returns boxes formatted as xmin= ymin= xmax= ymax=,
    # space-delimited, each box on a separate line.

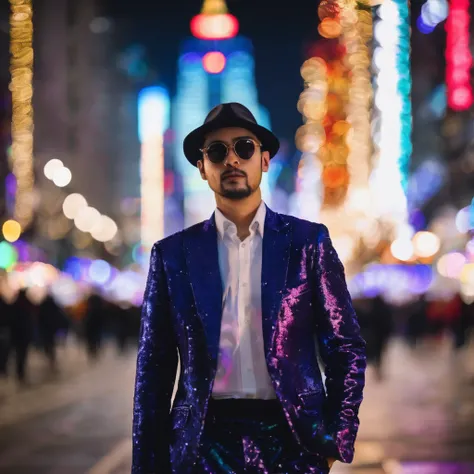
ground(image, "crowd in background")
xmin=354 ymin=293 xmax=474 ymax=380
xmin=0 ymin=287 xmax=473 ymax=386
xmin=0 ymin=289 xmax=141 ymax=384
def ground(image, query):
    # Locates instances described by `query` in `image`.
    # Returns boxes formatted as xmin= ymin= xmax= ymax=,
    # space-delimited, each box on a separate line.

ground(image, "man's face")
xmin=197 ymin=127 xmax=270 ymax=201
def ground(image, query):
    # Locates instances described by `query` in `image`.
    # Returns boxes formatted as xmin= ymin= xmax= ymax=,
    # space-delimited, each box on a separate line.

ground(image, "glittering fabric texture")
xmin=132 ymin=206 xmax=366 ymax=474
xmin=196 ymin=399 xmax=330 ymax=473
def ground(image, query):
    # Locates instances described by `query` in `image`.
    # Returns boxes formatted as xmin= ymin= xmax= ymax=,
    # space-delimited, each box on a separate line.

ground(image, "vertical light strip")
xmin=396 ymin=0 xmax=412 ymax=190
xmin=446 ymin=0 xmax=472 ymax=111
xmin=138 ymin=87 xmax=170 ymax=251
xmin=9 ymin=0 xmax=35 ymax=230
xmin=173 ymin=53 xmax=210 ymax=227
xmin=371 ymin=0 xmax=411 ymax=233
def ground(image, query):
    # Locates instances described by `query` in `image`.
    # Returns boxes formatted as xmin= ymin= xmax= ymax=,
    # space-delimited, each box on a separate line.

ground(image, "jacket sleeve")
xmin=132 ymin=243 xmax=178 ymax=474
xmin=313 ymin=224 xmax=366 ymax=463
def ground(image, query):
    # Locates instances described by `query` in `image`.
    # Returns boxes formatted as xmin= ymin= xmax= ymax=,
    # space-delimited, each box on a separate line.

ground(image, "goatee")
xmin=220 ymin=187 xmax=252 ymax=200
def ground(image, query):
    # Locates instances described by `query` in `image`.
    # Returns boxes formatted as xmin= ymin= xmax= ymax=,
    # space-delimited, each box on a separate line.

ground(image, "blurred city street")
xmin=1 ymin=2 xmax=474 ymax=473
xmin=0 ymin=338 xmax=473 ymax=474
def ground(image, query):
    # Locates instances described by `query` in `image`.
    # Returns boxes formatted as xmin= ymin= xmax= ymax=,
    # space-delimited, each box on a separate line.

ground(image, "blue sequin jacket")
xmin=132 ymin=206 xmax=366 ymax=473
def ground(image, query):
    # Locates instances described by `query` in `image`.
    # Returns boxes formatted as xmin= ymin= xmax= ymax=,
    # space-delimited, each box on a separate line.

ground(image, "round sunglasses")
xmin=200 ymin=138 xmax=262 ymax=164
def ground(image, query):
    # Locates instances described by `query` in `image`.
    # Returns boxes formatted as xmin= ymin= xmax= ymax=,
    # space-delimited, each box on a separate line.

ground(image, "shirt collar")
xmin=215 ymin=201 xmax=266 ymax=240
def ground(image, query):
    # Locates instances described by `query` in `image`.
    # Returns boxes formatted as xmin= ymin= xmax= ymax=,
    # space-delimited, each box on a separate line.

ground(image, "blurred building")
xmin=34 ymin=0 xmax=116 ymax=215
xmin=173 ymin=0 xmax=272 ymax=226
xmin=33 ymin=0 xmax=141 ymax=265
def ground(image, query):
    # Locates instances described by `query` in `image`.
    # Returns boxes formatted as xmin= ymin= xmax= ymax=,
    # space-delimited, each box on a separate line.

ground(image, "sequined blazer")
xmin=132 ymin=206 xmax=366 ymax=474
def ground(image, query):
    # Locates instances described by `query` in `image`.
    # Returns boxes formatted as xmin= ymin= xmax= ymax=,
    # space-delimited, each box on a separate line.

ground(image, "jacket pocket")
xmin=170 ymin=406 xmax=190 ymax=430
xmin=297 ymin=389 xmax=323 ymax=415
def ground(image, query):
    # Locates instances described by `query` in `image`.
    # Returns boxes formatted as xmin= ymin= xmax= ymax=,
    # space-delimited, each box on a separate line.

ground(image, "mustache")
xmin=221 ymin=170 xmax=247 ymax=180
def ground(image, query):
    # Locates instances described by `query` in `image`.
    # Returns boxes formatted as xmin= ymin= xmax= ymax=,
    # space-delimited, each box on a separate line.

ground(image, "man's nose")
xmin=224 ymin=149 xmax=240 ymax=167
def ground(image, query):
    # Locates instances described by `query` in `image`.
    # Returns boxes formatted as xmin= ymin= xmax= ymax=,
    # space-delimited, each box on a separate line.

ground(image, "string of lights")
xmin=42 ymin=158 xmax=118 ymax=244
xmin=340 ymin=2 xmax=373 ymax=192
xmin=8 ymin=0 xmax=35 ymax=232
xmin=295 ymin=55 xmax=328 ymax=219
xmin=296 ymin=0 xmax=352 ymax=209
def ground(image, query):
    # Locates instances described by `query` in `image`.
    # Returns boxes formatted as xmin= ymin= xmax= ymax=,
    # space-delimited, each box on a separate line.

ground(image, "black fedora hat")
xmin=183 ymin=102 xmax=280 ymax=167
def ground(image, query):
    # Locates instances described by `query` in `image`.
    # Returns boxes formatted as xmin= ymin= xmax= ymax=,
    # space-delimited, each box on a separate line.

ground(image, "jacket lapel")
xmin=184 ymin=215 xmax=223 ymax=365
xmin=261 ymin=206 xmax=291 ymax=357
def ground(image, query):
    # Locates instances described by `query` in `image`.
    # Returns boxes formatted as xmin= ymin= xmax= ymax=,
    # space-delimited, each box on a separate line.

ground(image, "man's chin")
xmin=220 ymin=189 xmax=252 ymax=200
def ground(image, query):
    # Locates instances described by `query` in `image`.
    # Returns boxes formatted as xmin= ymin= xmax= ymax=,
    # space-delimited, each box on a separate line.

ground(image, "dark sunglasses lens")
xmin=235 ymin=139 xmax=256 ymax=160
xmin=207 ymin=142 xmax=228 ymax=163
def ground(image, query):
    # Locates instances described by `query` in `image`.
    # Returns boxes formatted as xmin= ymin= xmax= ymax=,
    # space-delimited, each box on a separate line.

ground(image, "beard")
xmin=219 ymin=177 xmax=253 ymax=200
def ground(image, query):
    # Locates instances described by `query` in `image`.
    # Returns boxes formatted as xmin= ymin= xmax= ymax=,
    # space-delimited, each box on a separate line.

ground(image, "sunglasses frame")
xmin=200 ymin=138 xmax=263 ymax=163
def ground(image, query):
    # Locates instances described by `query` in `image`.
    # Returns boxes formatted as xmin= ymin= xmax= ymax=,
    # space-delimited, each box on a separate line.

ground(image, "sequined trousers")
xmin=195 ymin=399 xmax=330 ymax=474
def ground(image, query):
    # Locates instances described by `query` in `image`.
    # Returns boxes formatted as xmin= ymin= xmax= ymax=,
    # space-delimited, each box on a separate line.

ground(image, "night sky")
xmin=105 ymin=0 xmax=321 ymax=149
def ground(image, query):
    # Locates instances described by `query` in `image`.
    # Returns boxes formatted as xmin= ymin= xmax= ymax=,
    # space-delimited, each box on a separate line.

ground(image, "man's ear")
xmin=262 ymin=151 xmax=270 ymax=173
xmin=197 ymin=160 xmax=207 ymax=180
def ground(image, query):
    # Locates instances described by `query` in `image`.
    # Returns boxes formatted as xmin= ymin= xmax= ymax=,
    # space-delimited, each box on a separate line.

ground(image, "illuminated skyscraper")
xmin=173 ymin=0 xmax=272 ymax=226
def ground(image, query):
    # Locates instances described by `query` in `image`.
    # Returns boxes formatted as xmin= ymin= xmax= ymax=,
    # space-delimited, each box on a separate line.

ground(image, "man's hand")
xmin=327 ymin=458 xmax=336 ymax=469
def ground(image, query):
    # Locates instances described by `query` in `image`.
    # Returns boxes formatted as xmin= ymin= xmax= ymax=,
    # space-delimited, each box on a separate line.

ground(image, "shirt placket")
xmin=238 ymin=237 xmax=256 ymax=393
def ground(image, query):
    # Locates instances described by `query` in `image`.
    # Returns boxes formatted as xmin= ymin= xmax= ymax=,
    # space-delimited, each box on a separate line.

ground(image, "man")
xmin=132 ymin=103 xmax=366 ymax=474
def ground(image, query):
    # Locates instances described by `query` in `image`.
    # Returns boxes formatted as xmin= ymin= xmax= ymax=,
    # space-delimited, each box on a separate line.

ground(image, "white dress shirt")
xmin=212 ymin=201 xmax=276 ymax=399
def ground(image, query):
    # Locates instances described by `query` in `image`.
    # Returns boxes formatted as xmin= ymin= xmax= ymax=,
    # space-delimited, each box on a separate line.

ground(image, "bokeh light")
xmin=44 ymin=159 xmax=64 ymax=180
xmin=417 ymin=0 xmax=448 ymax=34
xmin=190 ymin=14 xmax=239 ymax=40
xmin=90 ymin=215 xmax=118 ymax=242
xmin=88 ymin=259 xmax=112 ymax=285
xmin=412 ymin=231 xmax=441 ymax=258
xmin=203 ymin=51 xmax=226 ymax=74
xmin=391 ymin=238 xmax=414 ymax=261
xmin=63 ymin=257 xmax=86 ymax=281
xmin=437 ymin=252 xmax=466 ymax=279
xmin=27 ymin=262 xmax=59 ymax=288
xmin=460 ymin=263 xmax=474 ymax=285
xmin=52 ymin=166 xmax=72 ymax=187
xmin=466 ymin=239 xmax=474 ymax=259
xmin=63 ymin=193 xmax=88 ymax=220
xmin=0 ymin=241 xmax=18 ymax=270
xmin=318 ymin=18 xmax=342 ymax=38
xmin=50 ymin=274 xmax=82 ymax=307
xmin=455 ymin=206 xmax=471 ymax=233
xmin=2 ymin=220 xmax=22 ymax=243
xmin=74 ymin=206 xmax=101 ymax=233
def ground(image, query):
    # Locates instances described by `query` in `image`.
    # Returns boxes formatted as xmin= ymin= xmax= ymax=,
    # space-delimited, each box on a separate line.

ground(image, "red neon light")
xmin=202 ymin=52 xmax=226 ymax=74
xmin=190 ymin=13 xmax=239 ymax=40
xmin=446 ymin=0 xmax=473 ymax=110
